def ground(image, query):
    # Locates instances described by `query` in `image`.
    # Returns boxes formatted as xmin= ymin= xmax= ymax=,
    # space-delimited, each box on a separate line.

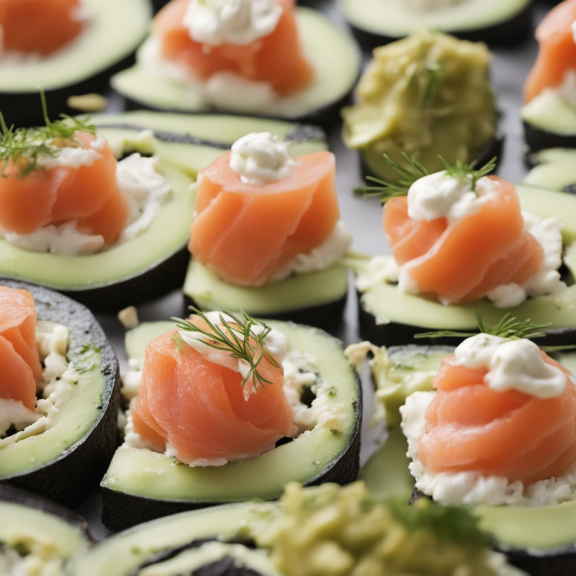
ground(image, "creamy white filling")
xmin=401 ymin=0 xmax=465 ymax=11
xmin=138 ymin=36 xmax=308 ymax=114
xmin=0 ymin=546 xmax=64 ymax=576
xmin=183 ymin=0 xmax=283 ymax=46
xmin=0 ymin=151 xmax=171 ymax=256
xmin=35 ymin=134 xmax=106 ymax=171
xmin=355 ymin=255 xmax=400 ymax=292
xmin=0 ymin=321 xmax=78 ymax=446
xmin=401 ymin=391 xmax=576 ymax=507
xmin=230 ymin=132 xmax=295 ymax=185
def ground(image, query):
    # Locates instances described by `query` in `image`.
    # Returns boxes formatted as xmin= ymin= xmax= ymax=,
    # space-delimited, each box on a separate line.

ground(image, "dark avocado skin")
xmin=348 ymin=2 xmax=533 ymax=51
xmin=0 ymin=484 xmax=93 ymax=543
xmin=0 ymin=278 xmax=120 ymax=507
xmin=523 ymin=121 xmax=576 ymax=155
xmin=183 ymin=293 xmax=348 ymax=334
xmin=359 ymin=134 xmax=504 ymax=185
xmin=102 ymin=369 xmax=361 ymax=532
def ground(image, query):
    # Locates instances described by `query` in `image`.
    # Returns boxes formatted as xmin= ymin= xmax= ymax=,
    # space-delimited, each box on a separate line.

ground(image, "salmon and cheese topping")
xmin=0 ymin=286 xmax=79 ymax=444
xmin=0 ymin=0 xmax=88 ymax=59
xmin=137 ymin=0 xmax=313 ymax=113
xmin=188 ymin=132 xmax=352 ymax=287
xmin=356 ymin=156 xmax=566 ymax=308
xmin=121 ymin=310 xmax=346 ymax=467
xmin=401 ymin=321 xmax=576 ymax=507
xmin=524 ymin=0 xmax=576 ymax=113
xmin=0 ymin=108 xmax=171 ymax=255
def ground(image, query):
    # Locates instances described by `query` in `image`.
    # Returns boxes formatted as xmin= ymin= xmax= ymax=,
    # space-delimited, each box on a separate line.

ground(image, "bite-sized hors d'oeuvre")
xmin=102 ymin=310 xmax=361 ymax=531
xmin=110 ymin=0 xmax=361 ymax=125
xmin=342 ymin=31 xmax=500 ymax=186
xmin=0 ymin=0 xmax=152 ymax=126
xmin=184 ymin=132 xmax=352 ymax=329
xmin=352 ymin=155 xmax=576 ymax=347
xmin=341 ymin=0 xmax=532 ymax=50
xmin=73 ymin=481 xmax=526 ymax=576
xmin=0 ymin=485 xmax=92 ymax=575
xmin=522 ymin=0 xmax=576 ymax=154
xmin=0 ymin=278 xmax=119 ymax=506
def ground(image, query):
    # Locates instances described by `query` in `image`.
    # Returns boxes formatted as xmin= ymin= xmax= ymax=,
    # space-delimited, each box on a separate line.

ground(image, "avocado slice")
xmin=359 ymin=345 xmax=576 ymax=575
xmin=524 ymin=149 xmax=576 ymax=192
xmin=0 ymin=0 xmax=152 ymax=126
xmin=0 ymin=112 xmax=327 ymax=313
xmin=356 ymin=184 xmax=576 ymax=347
xmin=0 ymin=485 xmax=92 ymax=570
xmin=110 ymin=8 xmax=361 ymax=126
xmin=101 ymin=320 xmax=361 ymax=531
xmin=183 ymin=260 xmax=349 ymax=331
xmin=0 ymin=278 xmax=119 ymax=507
xmin=522 ymin=92 xmax=576 ymax=155
xmin=342 ymin=0 xmax=532 ymax=50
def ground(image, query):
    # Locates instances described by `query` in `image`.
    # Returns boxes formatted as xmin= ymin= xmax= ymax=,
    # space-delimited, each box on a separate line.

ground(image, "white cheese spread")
xmin=230 ymin=132 xmax=296 ymax=185
xmin=35 ymin=134 xmax=106 ymax=171
xmin=183 ymin=0 xmax=283 ymax=46
xmin=0 ymin=545 xmax=64 ymax=576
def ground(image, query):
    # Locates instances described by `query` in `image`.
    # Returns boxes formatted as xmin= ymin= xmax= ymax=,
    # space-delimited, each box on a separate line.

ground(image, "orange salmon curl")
xmin=419 ymin=352 xmax=576 ymax=485
xmin=0 ymin=0 xmax=84 ymax=56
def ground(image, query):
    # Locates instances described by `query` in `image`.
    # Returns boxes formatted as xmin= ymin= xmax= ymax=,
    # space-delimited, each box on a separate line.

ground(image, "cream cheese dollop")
xmin=183 ymin=0 xmax=283 ymax=46
xmin=455 ymin=334 xmax=567 ymax=398
xmin=230 ymin=132 xmax=296 ymax=185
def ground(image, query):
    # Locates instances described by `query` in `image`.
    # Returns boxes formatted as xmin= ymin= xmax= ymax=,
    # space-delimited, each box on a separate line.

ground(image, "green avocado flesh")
xmin=111 ymin=8 xmax=360 ymax=118
xmin=0 ymin=0 xmax=151 ymax=92
xmin=101 ymin=320 xmax=359 ymax=504
xmin=0 ymin=345 xmax=105 ymax=479
xmin=183 ymin=260 xmax=348 ymax=316
xmin=359 ymin=184 xmax=576 ymax=333
xmin=359 ymin=345 xmax=576 ymax=552
xmin=0 ymin=501 xmax=89 ymax=559
xmin=68 ymin=503 xmax=272 ymax=576
xmin=524 ymin=150 xmax=576 ymax=191
xmin=522 ymin=93 xmax=576 ymax=135
xmin=342 ymin=0 xmax=530 ymax=38
xmin=0 ymin=112 xmax=325 ymax=291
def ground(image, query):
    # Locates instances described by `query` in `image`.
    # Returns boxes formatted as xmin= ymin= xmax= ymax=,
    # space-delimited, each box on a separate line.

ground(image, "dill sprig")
xmin=172 ymin=307 xmax=280 ymax=390
xmin=0 ymin=92 xmax=96 ymax=179
xmin=354 ymin=152 xmax=428 ymax=201
xmin=441 ymin=156 xmax=498 ymax=192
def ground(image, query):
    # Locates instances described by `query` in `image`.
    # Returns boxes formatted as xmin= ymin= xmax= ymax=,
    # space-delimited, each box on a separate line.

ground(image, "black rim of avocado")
xmin=0 ymin=115 xmax=327 ymax=313
xmin=0 ymin=0 xmax=152 ymax=127
xmin=356 ymin=183 xmax=576 ymax=348
xmin=111 ymin=8 xmax=361 ymax=128
xmin=101 ymin=321 xmax=361 ymax=532
xmin=0 ymin=484 xmax=93 ymax=543
xmin=524 ymin=120 xmax=576 ymax=156
xmin=359 ymin=133 xmax=504 ymax=185
xmin=344 ymin=0 xmax=533 ymax=51
xmin=0 ymin=278 xmax=120 ymax=507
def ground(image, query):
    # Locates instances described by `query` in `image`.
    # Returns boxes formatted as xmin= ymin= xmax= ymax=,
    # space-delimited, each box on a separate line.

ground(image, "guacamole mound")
xmin=252 ymin=482 xmax=507 ymax=576
xmin=341 ymin=30 xmax=497 ymax=183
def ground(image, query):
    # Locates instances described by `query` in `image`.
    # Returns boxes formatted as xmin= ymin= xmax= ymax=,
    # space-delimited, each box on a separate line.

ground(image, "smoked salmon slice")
xmin=0 ymin=0 xmax=83 ymax=56
xmin=384 ymin=177 xmax=545 ymax=304
xmin=131 ymin=325 xmax=296 ymax=465
xmin=419 ymin=352 xmax=576 ymax=485
xmin=0 ymin=286 xmax=42 ymax=411
xmin=154 ymin=0 xmax=313 ymax=96
xmin=189 ymin=150 xmax=339 ymax=286
xmin=0 ymin=132 xmax=128 ymax=244
xmin=525 ymin=0 xmax=576 ymax=103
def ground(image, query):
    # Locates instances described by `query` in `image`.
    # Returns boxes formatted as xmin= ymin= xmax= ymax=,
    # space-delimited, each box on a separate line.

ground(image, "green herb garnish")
xmin=441 ymin=156 xmax=498 ymax=192
xmin=172 ymin=307 xmax=280 ymax=390
xmin=0 ymin=92 xmax=96 ymax=178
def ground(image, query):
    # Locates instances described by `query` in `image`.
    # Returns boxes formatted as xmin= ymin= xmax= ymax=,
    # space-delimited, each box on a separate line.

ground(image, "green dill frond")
xmin=0 ymin=91 xmax=96 ymax=179
xmin=171 ymin=307 xmax=280 ymax=391
xmin=354 ymin=153 xmax=429 ymax=202
xmin=440 ymin=156 xmax=498 ymax=192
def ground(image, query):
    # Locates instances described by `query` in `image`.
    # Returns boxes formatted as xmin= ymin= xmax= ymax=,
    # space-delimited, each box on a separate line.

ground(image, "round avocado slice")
xmin=0 ymin=278 xmax=119 ymax=507
xmin=342 ymin=0 xmax=533 ymax=50
xmin=0 ymin=0 xmax=152 ymax=126
xmin=0 ymin=112 xmax=327 ymax=313
xmin=359 ymin=346 xmax=576 ymax=575
xmin=110 ymin=8 xmax=361 ymax=126
xmin=356 ymin=184 xmax=576 ymax=347
xmin=183 ymin=260 xmax=349 ymax=332
xmin=101 ymin=320 xmax=361 ymax=532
